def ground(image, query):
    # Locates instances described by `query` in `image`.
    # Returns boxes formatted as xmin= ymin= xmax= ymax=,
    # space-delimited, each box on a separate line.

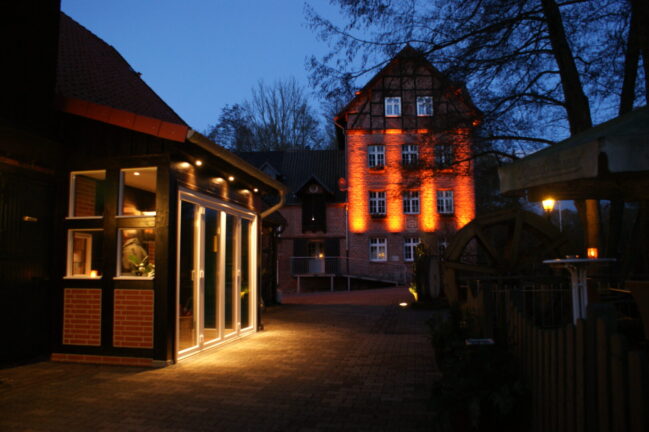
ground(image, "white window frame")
xmin=385 ymin=97 xmax=401 ymax=117
xmin=370 ymin=238 xmax=387 ymax=262
xmin=368 ymin=145 xmax=385 ymax=169
xmin=404 ymin=237 xmax=421 ymax=262
xmin=417 ymin=96 xmax=433 ymax=116
xmin=68 ymin=170 xmax=106 ymax=219
xmin=437 ymin=190 xmax=455 ymax=215
xmin=402 ymin=191 xmax=420 ymax=214
xmin=402 ymin=145 xmax=419 ymax=166
xmin=369 ymin=191 xmax=386 ymax=216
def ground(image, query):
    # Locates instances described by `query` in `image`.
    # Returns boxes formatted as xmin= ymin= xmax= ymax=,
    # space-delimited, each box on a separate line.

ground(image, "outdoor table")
xmin=542 ymin=258 xmax=616 ymax=324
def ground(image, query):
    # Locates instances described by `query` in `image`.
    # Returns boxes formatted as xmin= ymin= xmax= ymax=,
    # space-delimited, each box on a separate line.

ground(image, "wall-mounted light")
xmin=178 ymin=162 xmax=191 ymax=169
xmin=213 ymin=177 xmax=224 ymax=184
xmin=195 ymin=160 xmax=203 ymax=167
xmin=239 ymin=189 xmax=250 ymax=194
xmin=542 ymin=198 xmax=555 ymax=213
xmin=587 ymin=248 xmax=598 ymax=259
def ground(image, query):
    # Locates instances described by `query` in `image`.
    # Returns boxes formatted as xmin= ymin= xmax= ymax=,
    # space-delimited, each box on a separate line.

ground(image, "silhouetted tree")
xmin=207 ymin=78 xmax=324 ymax=151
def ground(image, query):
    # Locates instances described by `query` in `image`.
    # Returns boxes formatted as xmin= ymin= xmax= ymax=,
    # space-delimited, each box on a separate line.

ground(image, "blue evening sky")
xmin=61 ymin=0 xmax=344 ymax=133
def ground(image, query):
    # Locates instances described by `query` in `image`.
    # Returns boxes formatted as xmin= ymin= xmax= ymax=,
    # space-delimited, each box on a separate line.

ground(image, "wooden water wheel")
xmin=442 ymin=208 xmax=571 ymax=305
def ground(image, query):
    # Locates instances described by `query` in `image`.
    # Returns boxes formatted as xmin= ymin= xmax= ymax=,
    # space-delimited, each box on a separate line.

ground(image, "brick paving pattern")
xmin=0 ymin=287 xmax=440 ymax=431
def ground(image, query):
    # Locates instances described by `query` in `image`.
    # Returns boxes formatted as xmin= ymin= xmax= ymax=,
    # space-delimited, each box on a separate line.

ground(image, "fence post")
xmin=596 ymin=318 xmax=611 ymax=432
xmin=575 ymin=319 xmax=586 ymax=432
xmin=609 ymin=334 xmax=627 ymax=432
xmin=557 ymin=327 xmax=566 ymax=432
xmin=627 ymin=349 xmax=647 ymax=432
xmin=566 ymin=324 xmax=576 ymax=432
xmin=549 ymin=329 xmax=558 ymax=431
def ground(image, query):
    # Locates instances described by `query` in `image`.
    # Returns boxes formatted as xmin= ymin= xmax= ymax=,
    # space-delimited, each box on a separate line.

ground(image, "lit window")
xmin=120 ymin=167 xmax=157 ymax=216
xmin=369 ymin=191 xmax=386 ymax=216
xmin=404 ymin=237 xmax=421 ymax=262
xmin=385 ymin=97 xmax=401 ymax=117
xmin=435 ymin=143 xmax=454 ymax=168
xmin=67 ymin=229 xmax=103 ymax=277
xmin=402 ymin=145 xmax=419 ymax=166
xmin=403 ymin=191 xmax=420 ymax=214
xmin=437 ymin=190 xmax=454 ymax=215
xmin=118 ymin=228 xmax=156 ymax=277
xmin=69 ymin=170 xmax=106 ymax=217
xmin=370 ymin=238 xmax=387 ymax=262
xmin=417 ymin=96 xmax=433 ymax=116
xmin=368 ymin=145 xmax=385 ymax=169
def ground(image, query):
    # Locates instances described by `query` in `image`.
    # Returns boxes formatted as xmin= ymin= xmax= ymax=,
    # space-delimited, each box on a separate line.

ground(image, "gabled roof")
xmin=335 ymin=45 xmax=480 ymax=124
xmin=56 ymin=12 xmax=186 ymax=126
xmin=238 ymin=150 xmax=346 ymax=204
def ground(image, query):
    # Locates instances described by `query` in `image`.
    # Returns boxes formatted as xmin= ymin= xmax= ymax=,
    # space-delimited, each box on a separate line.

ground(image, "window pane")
xmin=118 ymin=228 xmax=155 ymax=277
xmin=68 ymin=230 xmax=103 ymax=277
xmin=385 ymin=97 xmax=401 ymax=117
xmin=417 ymin=96 xmax=433 ymax=116
xmin=70 ymin=171 xmax=106 ymax=217
xmin=240 ymin=219 xmax=251 ymax=329
xmin=121 ymin=167 xmax=157 ymax=216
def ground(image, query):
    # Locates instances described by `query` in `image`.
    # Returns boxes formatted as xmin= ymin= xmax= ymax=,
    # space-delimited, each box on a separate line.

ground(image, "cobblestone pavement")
xmin=0 ymin=287 xmax=440 ymax=431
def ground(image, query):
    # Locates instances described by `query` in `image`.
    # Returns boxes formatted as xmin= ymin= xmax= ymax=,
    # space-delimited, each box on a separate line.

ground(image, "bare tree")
xmin=207 ymin=77 xmax=324 ymax=151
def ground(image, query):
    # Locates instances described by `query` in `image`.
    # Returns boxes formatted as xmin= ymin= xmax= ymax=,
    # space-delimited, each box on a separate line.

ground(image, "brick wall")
xmin=63 ymin=288 xmax=101 ymax=346
xmin=74 ymin=175 xmax=97 ymax=216
xmin=113 ymin=289 xmax=154 ymax=348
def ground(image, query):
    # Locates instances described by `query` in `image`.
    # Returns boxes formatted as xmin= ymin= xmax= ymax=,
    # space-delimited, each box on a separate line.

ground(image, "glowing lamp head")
xmin=587 ymin=248 xmax=598 ymax=259
xmin=228 ymin=176 xmax=235 ymax=182
xmin=195 ymin=160 xmax=203 ymax=167
xmin=542 ymin=198 xmax=555 ymax=213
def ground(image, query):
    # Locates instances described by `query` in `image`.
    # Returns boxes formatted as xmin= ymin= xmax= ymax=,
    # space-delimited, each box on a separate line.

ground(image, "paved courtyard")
xmin=0 ymin=287 xmax=441 ymax=431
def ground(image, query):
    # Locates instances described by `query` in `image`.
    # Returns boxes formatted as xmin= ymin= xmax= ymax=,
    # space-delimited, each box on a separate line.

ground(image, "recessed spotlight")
xmin=195 ymin=160 xmax=203 ymax=167
xmin=133 ymin=171 xmax=141 ymax=176
xmin=253 ymin=188 xmax=259 ymax=193
xmin=213 ymin=177 xmax=224 ymax=183
xmin=240 ymin=189 xmax=250 ymax=194
xmin=178 ymin=162 xmax=191 ymax=169
xmin=228 ymin=176 xmax=235 ymax=182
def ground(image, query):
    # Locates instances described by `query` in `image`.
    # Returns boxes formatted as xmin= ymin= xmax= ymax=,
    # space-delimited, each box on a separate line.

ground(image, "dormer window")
xmin=417 ymin=96 xmax=433 ymax=116
xmin=301 ymin=183 xmax=327 ymax=233
xmin=385 ymin=97 xmax=401 ymax=117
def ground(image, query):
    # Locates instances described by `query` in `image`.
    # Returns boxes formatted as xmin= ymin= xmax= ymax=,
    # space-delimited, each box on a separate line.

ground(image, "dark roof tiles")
xmin=56 ymin=12 xmax=186 ymax=126
xmin=238 ymin=149 xmax=345 ymax=204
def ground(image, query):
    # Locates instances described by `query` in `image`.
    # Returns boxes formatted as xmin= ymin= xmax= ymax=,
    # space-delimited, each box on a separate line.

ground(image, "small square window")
xmin=118 ymin=228 xmax=156 ymax=277
xmin=402 ymin=145 xmax=419 ymax=167
xmin=370 ymin=238 xmax=387 ymax=262
xmin=403 ymin=191 xmax=420 ymax=214
xmin=69 ymin=171 xmax=106 ymax=217
xmin=417 ymin=96 xmax=433 ymax=116
xmin=67 ymin=229 xmax=103 ymax=277
xmin=385 ymin=97 xmax=401 ymax=117
xmin=120 ymin=167 xmax=157 ymax=216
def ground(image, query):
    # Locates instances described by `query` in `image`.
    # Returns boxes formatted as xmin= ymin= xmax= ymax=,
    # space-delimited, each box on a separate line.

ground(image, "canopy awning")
xmin=499 ymin=106 xmax=649 ymax=201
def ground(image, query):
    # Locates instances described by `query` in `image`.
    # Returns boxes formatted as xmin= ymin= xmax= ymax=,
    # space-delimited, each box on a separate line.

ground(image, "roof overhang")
xmin=498 ymin=106 xmax=649 ymax=201
xmin=56 ymin=96 xmax=188 ymax=142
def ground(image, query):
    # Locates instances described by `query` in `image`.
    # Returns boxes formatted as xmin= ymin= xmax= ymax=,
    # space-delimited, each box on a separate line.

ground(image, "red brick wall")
xmin=63 ymin=288 xmax=101 ymax=346
xmin=113 ymin=289 xmax=154 ymax=348
xmin=74 ymin=175 xmax=97 ymax=216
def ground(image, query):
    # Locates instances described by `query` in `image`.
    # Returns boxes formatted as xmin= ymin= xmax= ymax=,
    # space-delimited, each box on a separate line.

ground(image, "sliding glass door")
xmin=176 ymin=191 xmax=256 ymax=359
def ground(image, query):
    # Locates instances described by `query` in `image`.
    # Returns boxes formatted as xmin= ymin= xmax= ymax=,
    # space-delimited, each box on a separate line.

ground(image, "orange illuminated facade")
xmin=335 ymin=45 xmax=480 ymax=274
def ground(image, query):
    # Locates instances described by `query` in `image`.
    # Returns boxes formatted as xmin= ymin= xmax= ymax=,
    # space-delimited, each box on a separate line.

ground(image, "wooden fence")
xmin=505 ymin=300 xmax=649 ymax=432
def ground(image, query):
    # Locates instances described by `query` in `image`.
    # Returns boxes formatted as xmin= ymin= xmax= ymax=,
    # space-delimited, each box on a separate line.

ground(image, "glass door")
xmin=177 ymin=190 xmax=257 ymax=360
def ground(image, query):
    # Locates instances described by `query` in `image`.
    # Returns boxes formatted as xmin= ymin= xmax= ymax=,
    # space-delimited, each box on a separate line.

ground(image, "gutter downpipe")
xmin=186 ymin=129 xmax=287 ymax=331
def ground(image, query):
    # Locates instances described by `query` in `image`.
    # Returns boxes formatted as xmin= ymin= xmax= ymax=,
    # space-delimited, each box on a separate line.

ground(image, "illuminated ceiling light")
xmin=240 ymin=189 xmax=250 ymax=194
xmin=253 ymin=188 xmax=259 ymax=193
xmin=178 ymin=162 xmax=191 ymax=169
xmin=228 ymin=176 xmax=235 ymax=182
xmin=399 ymin=302 xmax=408 ymax=308
xmin=213 ymin=177 xmax=224 ymax=183
xmin=133 ymin=171 xmax=141 ymax=176
xmin=195 ymin=160 xmax=203 ymax=166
